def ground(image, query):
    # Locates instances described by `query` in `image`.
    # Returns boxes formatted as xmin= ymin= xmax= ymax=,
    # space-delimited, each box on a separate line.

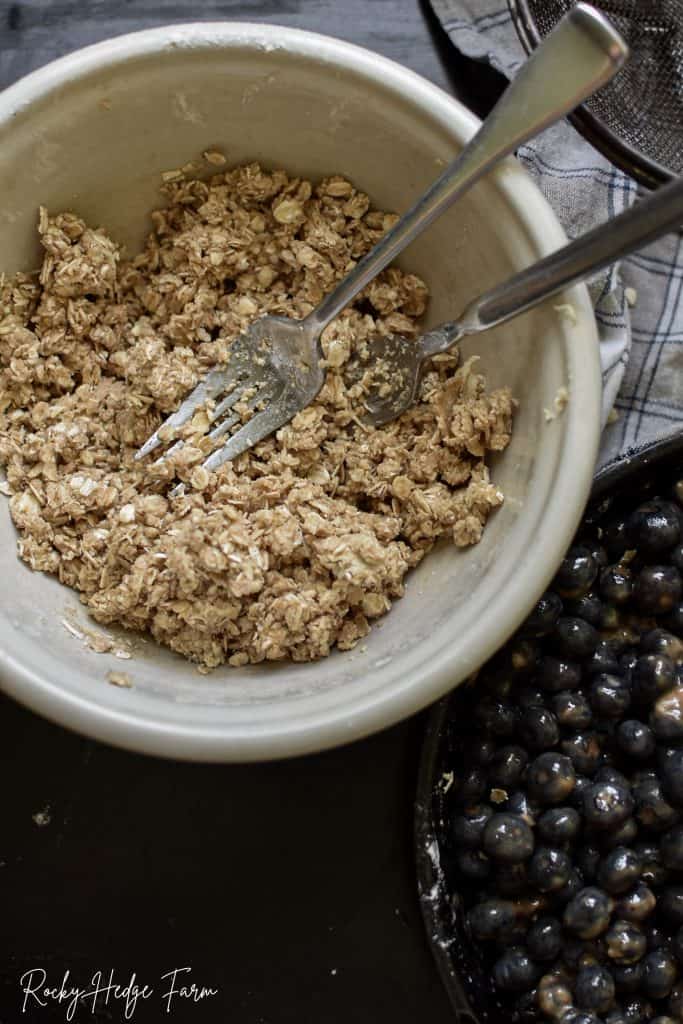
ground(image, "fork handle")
xmin=445 ymin=172 xmax=683 ymax=339
xmin=304 ymin=3 xmax=626 ymax=334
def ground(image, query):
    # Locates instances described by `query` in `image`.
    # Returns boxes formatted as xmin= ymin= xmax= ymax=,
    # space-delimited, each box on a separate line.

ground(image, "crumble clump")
xmin=0 ymin=162 xmax=514 ymax=669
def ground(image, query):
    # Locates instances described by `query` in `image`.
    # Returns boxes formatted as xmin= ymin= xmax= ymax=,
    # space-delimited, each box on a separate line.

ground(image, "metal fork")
xmin=359 ymin=171 xmax=683 ymax=426
xmin=136 ymin=4 xmax=626 ymax=474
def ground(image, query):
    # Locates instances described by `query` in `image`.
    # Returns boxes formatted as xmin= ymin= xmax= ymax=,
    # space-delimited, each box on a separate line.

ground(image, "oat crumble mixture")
xmin=0 ymin=160 xmax=514 ymax=669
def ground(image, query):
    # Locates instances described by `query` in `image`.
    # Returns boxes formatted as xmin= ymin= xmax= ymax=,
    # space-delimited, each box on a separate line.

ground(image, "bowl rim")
xmin=0 ymin=21 xmax=602 ymax=761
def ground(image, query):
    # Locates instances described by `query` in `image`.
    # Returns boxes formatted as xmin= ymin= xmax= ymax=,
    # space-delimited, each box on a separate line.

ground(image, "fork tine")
xmin=201 ymin=397 xmax=292 ymax=472
xmin=134 ymin=328 xmax=261 ymax=461
xmin=209 ymin=380 xmax=257 ymax=424
xmin=207 ymin=382 xmax=281 ymax=444
xmin=153 ymin=438 xmax=185 ymax=466
xmin=135 ymin=366 xmax=235 ymax=460
xmin=166 ymin=385 xmax=281 ymax=495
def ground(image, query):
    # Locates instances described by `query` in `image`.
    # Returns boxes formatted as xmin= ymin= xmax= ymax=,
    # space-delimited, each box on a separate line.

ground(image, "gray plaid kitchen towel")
xmin=430 ymin=0 xmax=683 ymax=467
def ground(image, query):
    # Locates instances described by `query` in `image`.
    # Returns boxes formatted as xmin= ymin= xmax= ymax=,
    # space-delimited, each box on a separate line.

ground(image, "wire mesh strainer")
xmin=508 ymin=0 xmax=683 ymax=187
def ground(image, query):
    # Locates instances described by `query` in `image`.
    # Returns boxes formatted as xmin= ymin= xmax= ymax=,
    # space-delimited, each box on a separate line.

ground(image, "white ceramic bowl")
xmin=0 ymin=23 xmax=601 ymax=761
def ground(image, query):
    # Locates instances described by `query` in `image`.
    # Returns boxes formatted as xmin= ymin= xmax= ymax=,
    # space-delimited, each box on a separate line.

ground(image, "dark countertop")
xmin=0 ymin=3 xmax=503 ymax=1022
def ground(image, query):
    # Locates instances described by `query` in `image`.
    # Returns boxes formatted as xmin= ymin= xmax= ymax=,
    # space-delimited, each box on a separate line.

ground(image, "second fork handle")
xmin=452 ymin=173 xmax=683 ymax=338
xmin=302 ymin=3 xmax=626 ymax=335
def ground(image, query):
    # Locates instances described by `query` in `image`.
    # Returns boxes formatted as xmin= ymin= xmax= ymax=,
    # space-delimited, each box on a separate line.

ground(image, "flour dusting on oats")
xmin=0 ymin=162 xmax=514 ymax=669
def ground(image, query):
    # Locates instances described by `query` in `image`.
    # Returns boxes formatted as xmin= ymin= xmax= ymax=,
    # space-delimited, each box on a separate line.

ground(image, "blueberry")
xmin=538 ymin=806 xmax=581 ymax=846
xmin=561 ymin=732 xmax=603 ymax=776
xmin=640 ymin=629 xmax=683 ymax=664
xmin=520 ymin=590 xmax=563 ymax=637
xmin=642 ymin=949 xmax=678 ymax=999
xmin=528 ymin=752 xmax=576 ymax=804
xmin=595 ymin=766 xmax=630 ymax=788
xmin=538 ymin=656 xmax=583 ymax=693
xmin=481 ymin=670 xmax=514 ymax=698
xmin=489 ymin=746 xmax=529 ymax=790
xmin=622 ymin=996 xmax=654 ymax=1023
xmin=626 ymin=499 xmax=681 ymax=554
xmin=506 ymin=638 xmax=540 ymax=675
xmin=482 ymin=813 xmax=535 ymax=863
xmin=590 ymin=674 xmax=632 ymax=718
xmin=675 ymin=479 xmax=683 ymax=507
xmin=601 ymin=817 xmax=639 ymax=851
xmin=659 ymin=747 xmax=683 ymax=807
xmin=615 ymin=882 xmax=656 ymax=923
xmin=526 ymin=917 xmax=563 ymax=962
xmin=662 ymin=826 xmax=683 ymax=870
xmin=537 ymin=973 xmax=572 ymax=1017
xmin=616 ymin=719 xmax=655 ymax=760
xmin=649 ymin=1017 xmax=677 ymax=1024
xmin=463 ymin=736 xmax=497 ymax=766
xmin=516 ymin=685 xmax=549 ymax=712
xmin=456 ymin=766 xmax=487 ymax=805
xmin=566 ymin=592 xmax=605 ymax=628
xmin=467 ymin=899 xmax=516 ymax=942
xmin=518 ymin=706 xmax=560 ymax=752
xmin=632 ymin=654 xmax=676 ymax=703
xmin=604 ymin=517 xmax=629 ymax=560
xmin=575 ymin=963 xmax=616 ymax=1014
xmin=562 ymin=936 xmax=599 ymax=970
xmin=569 ymin=775 xmax=593 ymax=810
xmin=635 ymin=841 xmax=670 ymax=888
xmin=474 ymin=697 xmax=518 ymax=737
xmin=504 ymin=790 xmax=538 ymax=827
xmin=555 ymin=617 xmax=599 ymax=660
xmin=560 ymin=1010 xmax=602 ymax=1024
xmin=528 ymin=846 xmax=572 ymax=893
xmin=597 ymin=847 xmax=642 ymax=895
xmin=583 ymin=780 xmax=634 ymax=829
xmin=612 ymin=961 xmax=644 ymax=994
xmin=600 ymin=604 xmax=622 ymax=631
xmin=604 ymin=1010 xmax=628 ymax=1024
xmin=635 ymin=565 xmax=682 ymax=614
xmin=633 ymin=774 xmax=679 ymax=832
xmin=651 ymin=686 xmax=683 ymax=742
xmin=564 ymin=886 xmax=614 ymax=938
xmin=455 ymin=849 xmax=491 ymax=881
xmin=584 ymin=540 xmax=609 ymax=569
xmin=587 ymin=639 xmax=622 ymax=676
xmin=555 ymin=547 xmax=599 ymax=599
xmin=452 ymin=804 xmax=493 ymax=849
xmin=600 ymin=565 xmax=634 ymax=605
xmin=548 ymin=869 xmax=583 ymax=910
xmin=492 ymin=946 xmax=540 ymax=992
xmin=606 ymin=920 xmax=647 ymax=964
xmin=553 ymin=691 xmax=593 ymax=730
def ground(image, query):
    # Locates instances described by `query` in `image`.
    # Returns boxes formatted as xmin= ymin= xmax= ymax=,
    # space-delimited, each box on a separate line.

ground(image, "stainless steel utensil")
xmin=135 ymin=3 xmax=626 ymax=474
xmin=360 ymin=172 xmax=683 ymax=425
